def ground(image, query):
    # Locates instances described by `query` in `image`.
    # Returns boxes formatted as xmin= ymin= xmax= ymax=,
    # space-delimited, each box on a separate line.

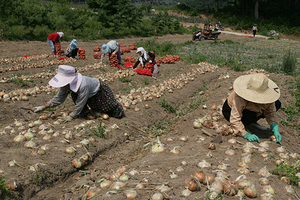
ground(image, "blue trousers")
xmin=47 ymin=38 xmax=55 ymax=53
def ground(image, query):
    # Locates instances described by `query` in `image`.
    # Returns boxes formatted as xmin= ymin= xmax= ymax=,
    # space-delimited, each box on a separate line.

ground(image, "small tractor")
xmin=192 ymin=23 xmax=221 ymax=41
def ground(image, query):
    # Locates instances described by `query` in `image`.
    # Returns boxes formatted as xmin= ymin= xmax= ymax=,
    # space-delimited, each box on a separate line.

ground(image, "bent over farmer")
xmin=32 ymin=65 xmax=125 ymax=122
xmin=66 ymin=39 xmax=78 ymax=58
xmin=100 ymin=40 xmax=122 ymax=65
xmin=47 ymin=32 xmax=64 ymax=56
xmin=222 ymin=73 xmax=281 ymax=143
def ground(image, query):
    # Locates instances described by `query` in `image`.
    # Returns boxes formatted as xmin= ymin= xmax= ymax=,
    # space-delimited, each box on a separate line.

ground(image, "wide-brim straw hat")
xmin=49 ymin=65 xmax=82 ymax=90
xmin=233 ymin=73 xmax=280 ymax=104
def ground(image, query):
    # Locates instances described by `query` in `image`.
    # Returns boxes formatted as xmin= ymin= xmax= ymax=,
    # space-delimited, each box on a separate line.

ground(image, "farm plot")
xmin=0 ymin=34 xmax=299 ymax=200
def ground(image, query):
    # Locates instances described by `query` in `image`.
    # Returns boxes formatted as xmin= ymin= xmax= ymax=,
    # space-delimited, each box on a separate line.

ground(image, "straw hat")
xmin=49 ymin=65 xmax=82 ymax=92
xmin=233 ymin=73 xmax=280 ymax=103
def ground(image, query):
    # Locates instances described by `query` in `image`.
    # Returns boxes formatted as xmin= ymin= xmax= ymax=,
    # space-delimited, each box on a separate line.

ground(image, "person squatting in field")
xmin=133 ymin=47 xmax=159 ymax=74
xmin=100 ymin=40 xmax=122 ymax=65
xmin=33 ymin=65 xmax=125 ymax=122
xmin=47 ymin=32 xmax=64 ymax=56
xmin=222 ymin=73 xmax=282 ymax=143
xmin=66 ymin=39 xmax=78 ymax=58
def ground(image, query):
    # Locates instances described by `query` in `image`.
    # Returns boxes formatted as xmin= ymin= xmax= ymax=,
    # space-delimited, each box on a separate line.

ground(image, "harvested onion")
xmin=180 ymin=189 xmax=192 ymax=197
xmin=124 ymin=189 xmax=137 ymax=200
xmin=244 ymin=185 xmax=257 ymax=198
xmin=185 ymin=177 xmax=199 ymax=191
xmin=151 ymin=192 xmax=163 ymax=200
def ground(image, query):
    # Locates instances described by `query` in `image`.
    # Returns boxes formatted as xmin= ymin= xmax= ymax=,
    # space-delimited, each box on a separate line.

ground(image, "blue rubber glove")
xmin=244 ymin=131 xmax=260 ymax=143
xmin=270 ymin=123 xmax=281 ymax=143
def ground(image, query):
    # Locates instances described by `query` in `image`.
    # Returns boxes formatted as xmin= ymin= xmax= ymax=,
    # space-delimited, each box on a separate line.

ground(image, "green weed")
xmin=158 ymin=98 xmax=176 ymax=113
xmin=88 ymin=119 xmax=106 ymax=138
xmin=119 ymin=77 xmax=132 ymax=83
xmin=0 ymin=175 xmax=10 ymax=198
xmin=272 ymin=159 xmax=300 ymax=185
xmin=11 ymin=77 xmax=28 ymax=86
xmin=282 ymin=49 xmax=297 ymax=75
xmin=143 ymin=78 xmax=150 ymax=86
xmin=189 ymin=98 xmax=206 ymax=110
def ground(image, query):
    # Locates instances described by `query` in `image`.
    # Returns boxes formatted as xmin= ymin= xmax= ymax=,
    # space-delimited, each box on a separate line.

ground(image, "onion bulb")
xmin=180 ymin=189 xmax=192 ymax=197
xmin=237 ymin=179 xmax=253 ymax=190
xmin=24 ymin=140 xmax=36 ymax=148
xmin=111 ymin=181 xmax=125 ymax=190
xmin=259 ymin=193 xmax=275 ymax=200
xmin=156 ymin=184 xmax=171 ymax=193
xmin=65 ymin=147 xmax=75 ymax=154
xmin=151 ymin=192 xmax=163 ymax=200
xmin=14 ymin=135 xmax=25 ymax=142
xmin=116 ymin=166 xmax=127 ymax=174
xmin=170 ymin=146 xmax=181 ymax=154
xmin=72 ymin=159 xmax=82 ymax=168
xmin=285 ymin=185 xmax=295 ymax=194
xmin=129 ymin=169 xmax=139 ymax=176
xmin=136 ymin=183 xmax=146 ymax=189
xmin=228 ymin=138 xmax=237 ymax=144
xmin=151 ymin=143 xmax=165 ymax=153
xmin=244 ymin=185 xmax=257 ymax=198
xmin=207 ymin=143 xmax=216 ymax=150
xmin=194 ymin=172 xmax=206 ymax=182
xmin=184 ymin=177 xmax=199 ymax=191
xmin=124 ymin=189 xmax=137 ymax=200
xmin=102 ymin=114 xmax=109 ymax=120
xmin=198 ymin=160 xmax=211 ymax=169
xmin=258 ymin=166 xmax=271 ymax=177
xmin=203 ymin=175 xmax=215 ymax=185
xmin=119 ymin=174 xmax=129 ymax=181
xmin=225 ymin=149 xmax=236 ymax=156
xmin=259 ymin=178 xmax=270 ymax=185
xmin=262 ymin=185 xmax=275 ymax=194
xmin=211 ymin=180 xmax=223 ymax=194
xmin=223 ymin=180 xmax=238 ymax=196
xmin=24 ymin=129 xmax=34 ymax=140
xmin=100 ymin=180 xmax=112 ymax=189
xmin=181 ymin=161 xmax=187 ymax=166
xmin=193 ymin=120 xmax=202 ymax=129
xmin=276 ymin=146 xmax=286 ymax=153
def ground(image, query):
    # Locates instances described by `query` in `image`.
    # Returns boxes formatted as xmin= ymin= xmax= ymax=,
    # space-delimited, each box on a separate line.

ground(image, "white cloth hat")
xmin=233 ymin=73 xmax=280 ymax=104
xmin=49 ymin=65 xmax=82 ymax=91
xmin=57 ymin=32 xmax=64 ymax=38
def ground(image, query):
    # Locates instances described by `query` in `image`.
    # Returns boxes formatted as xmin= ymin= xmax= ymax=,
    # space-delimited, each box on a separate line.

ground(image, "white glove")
xmin=149 ymin=60 xmax=152 ymax=63
xmin=33 ymin=106 xmax=46 ymax=113
xmin=61 ymin=115 xmax=73 ymax=123
xmin=99 ymin=61 xmax=103 ymax=64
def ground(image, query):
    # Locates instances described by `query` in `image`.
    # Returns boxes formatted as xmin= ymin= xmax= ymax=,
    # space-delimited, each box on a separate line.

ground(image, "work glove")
xmin=244 ymin=131 xmax=260 ymax=143
xmin=61 ymin=115 xmax=73 ymax=123
xmin=270 ymin=123 xmax=281 ymax=143
xmin=33 ymin=106 xmax=46 ymax=113
xmin=99 ymin=61 xmax=103 ymax=65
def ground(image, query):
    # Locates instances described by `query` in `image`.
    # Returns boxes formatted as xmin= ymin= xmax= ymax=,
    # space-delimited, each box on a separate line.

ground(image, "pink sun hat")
xmin=49 ymin=65 xmax=82 ymax=92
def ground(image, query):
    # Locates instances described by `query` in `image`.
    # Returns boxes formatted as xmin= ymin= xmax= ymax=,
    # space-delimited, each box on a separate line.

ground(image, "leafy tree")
xmin=87 ymin=0 xmax=140 ymax=31
xmin=0 ymin=0 xmax=19 ymax=37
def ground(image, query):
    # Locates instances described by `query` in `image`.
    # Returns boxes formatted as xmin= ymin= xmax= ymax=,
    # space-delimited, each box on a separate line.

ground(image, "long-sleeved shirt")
xmin=48 ymin=33 xmax=60 ymax=41
xmin=252 ymin=26 xmax=258 ymax=31
xmin=227 ymin=91 xmax=278 ymax=136
xmin=47 ymin=76 xmax=100 ymax=118
xmin=101 ymin=40 xmax=119 ymax=61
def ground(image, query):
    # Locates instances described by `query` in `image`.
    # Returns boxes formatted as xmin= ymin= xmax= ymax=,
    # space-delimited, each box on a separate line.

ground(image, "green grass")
xmin=11 ymin=77 xmax=28 ymax=86
xmin=88 ymin=120 xmax=106 ymax=138
xmin=119 ymin=77 xmax=132 ymax=82
xmin=189 ymin=98 xmax=206 ymax=110
xmin=158 ymin=98 xmax=176 ymax=113
xmin=272 ymin=159 xmax=300 ymax=186
xmin=0 ymin=175 xmax=10 ymax=198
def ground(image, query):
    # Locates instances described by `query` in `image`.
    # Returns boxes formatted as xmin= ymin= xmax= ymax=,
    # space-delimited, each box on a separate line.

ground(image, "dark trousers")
xmin=253 ymin=30 xmax=257 ymax=37
xmin=109 ymin=44 xmax=121 ymax=65
xmin=222 ymin=99 xmax=281 ymax=127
